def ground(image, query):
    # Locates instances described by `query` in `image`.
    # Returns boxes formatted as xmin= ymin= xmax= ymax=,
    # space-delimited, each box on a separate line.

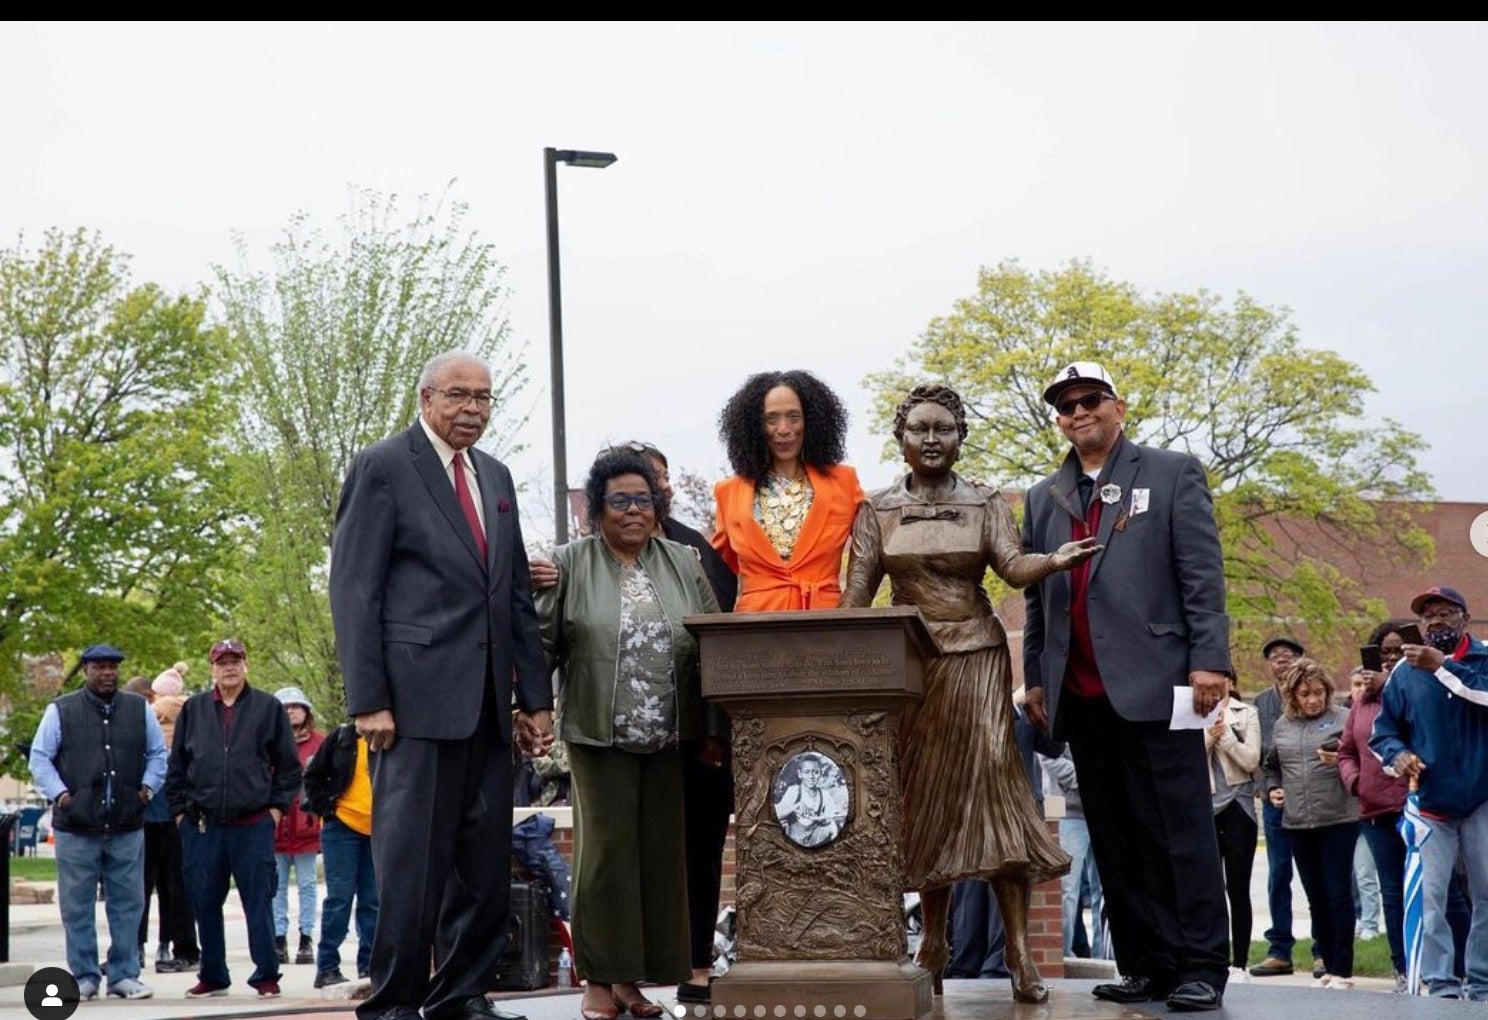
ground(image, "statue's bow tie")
xmin=900 ymin=506 xmax=962 ymax=523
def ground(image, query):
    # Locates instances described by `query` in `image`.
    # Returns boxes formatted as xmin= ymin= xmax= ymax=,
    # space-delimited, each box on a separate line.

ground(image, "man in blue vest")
xmin=30 ymin=643 xmax=169 ymax=1001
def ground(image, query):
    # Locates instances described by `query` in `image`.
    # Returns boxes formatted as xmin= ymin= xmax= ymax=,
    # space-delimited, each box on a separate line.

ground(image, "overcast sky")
xmin=4 ymin=21 xmax=1484 ymax=545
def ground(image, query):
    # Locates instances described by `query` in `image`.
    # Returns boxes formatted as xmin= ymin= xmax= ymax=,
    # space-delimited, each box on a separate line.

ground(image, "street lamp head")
xmin=552 ymin=149 xmax=617 ymax=169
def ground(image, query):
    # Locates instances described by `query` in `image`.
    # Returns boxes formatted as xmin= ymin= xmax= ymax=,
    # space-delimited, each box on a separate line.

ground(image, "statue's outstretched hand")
xmin=1049 ymin=537 xmax=1102 ymax=570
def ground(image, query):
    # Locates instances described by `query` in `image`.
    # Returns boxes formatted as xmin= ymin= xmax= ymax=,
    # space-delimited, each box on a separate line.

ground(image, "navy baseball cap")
xmin=1410 ymin=586 xmax=1468 ymax=616
xmin=79 ymin=644 xmax=126 ymax=664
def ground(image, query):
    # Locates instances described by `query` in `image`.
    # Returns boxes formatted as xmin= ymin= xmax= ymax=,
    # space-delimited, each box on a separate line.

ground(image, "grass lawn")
xmin=1246 ymin=937 xmax=1397 ymax=978
xmin=9 ymin=855 xmax=59 ymax=882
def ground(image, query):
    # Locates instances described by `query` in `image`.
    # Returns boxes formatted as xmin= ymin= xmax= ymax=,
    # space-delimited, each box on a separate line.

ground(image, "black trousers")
xmin=681 ymin=738 xmax=733 ymax=970
xmin=359 ymin=692 xmax=513 ymax=1020
xmin=1061 ymin=693 xmax=1230 ymax=988
xmin=139 ymin=819 xmax=198 ymax=955
xmin=1213 ymin=800 xmax=1258 ymax=969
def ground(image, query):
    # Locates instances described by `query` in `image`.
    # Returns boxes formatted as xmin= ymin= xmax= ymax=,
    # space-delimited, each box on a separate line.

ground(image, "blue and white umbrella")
xmin=1398 ymin=776 xmax=1431 ymax=997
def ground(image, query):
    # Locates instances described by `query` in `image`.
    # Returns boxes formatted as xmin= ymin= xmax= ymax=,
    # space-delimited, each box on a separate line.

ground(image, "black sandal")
xmin=676 ymin=980 xmax=712 ymax=1004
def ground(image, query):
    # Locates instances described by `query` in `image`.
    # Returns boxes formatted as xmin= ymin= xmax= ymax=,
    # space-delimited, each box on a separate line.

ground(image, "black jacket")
xmin=302 ymin=722 xmax=358 ymax=818
xmin=165 ymin=685 xmax=302 ymax=822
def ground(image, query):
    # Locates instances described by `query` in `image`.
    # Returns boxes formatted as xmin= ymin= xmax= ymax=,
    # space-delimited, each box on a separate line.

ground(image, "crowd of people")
xmin=28 ymin=350 xmax=1488 ymax=1016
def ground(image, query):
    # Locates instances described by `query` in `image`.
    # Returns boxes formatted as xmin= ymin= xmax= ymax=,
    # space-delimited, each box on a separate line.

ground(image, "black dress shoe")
xmin=1092 ymin=975 xmax=1176 ymax=1003
xmin=447 ymin=997 xmax=527 ymax=1020
xmin=1166 ymin=981 xmax=1224 ymax=1012
xmin=676 ymin=981 xmax=712 ymax=1004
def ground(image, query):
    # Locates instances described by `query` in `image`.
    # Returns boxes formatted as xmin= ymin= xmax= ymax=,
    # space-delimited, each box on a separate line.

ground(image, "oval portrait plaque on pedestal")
xmin=771 ymin=750 xmax=850 ymax=848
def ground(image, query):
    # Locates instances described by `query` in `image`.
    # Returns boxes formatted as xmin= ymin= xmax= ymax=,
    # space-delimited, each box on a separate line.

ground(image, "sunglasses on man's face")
xmin=1055 ymin=392 xmax=1114 ymax=417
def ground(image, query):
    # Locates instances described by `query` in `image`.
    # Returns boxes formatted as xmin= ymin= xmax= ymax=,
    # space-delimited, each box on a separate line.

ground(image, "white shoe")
xmin=107 ymin=977 xmax=154 ymax=999
xmin=1228 ymin=966 xmax=1251 ymax=984
xmin=1326 ymin=976 xmax=1355 ymax=991
xmin=1312 ymin=974 xmax=1332 ymax=988
xmin=1356 ymin=929 xmax=1379 ymax=941
xmin=76 ymin=979 xmax=99 ymax=1001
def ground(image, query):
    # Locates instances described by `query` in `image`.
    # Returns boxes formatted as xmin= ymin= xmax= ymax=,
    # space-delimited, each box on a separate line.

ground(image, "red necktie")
xmin=451 ymin=452 xmax=487 ymax=563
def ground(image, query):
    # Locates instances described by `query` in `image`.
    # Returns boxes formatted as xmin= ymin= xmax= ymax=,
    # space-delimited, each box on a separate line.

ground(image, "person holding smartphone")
xmin=1262 ymin=659 xmax=1359 ymax=989
xmin=1206 ymin=676 xmax=1261 ymax=979
xmin=1338 ymin=623 xmax=1411 ymax=992
xmin=1371 ymin=586 xmax=1488 ymax=1000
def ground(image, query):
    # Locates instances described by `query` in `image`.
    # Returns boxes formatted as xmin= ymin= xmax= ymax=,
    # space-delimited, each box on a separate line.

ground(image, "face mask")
xmin=1427 ymin=627 xmax=1463 ymax=654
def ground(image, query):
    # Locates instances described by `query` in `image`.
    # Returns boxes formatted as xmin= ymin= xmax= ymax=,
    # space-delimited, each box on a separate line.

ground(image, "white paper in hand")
xmin=1170 ymin=686 xmax=1224 ymax=730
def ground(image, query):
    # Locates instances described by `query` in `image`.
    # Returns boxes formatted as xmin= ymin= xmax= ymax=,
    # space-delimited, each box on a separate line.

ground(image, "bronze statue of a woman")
xmin=841 ymin=384 xmax=1099 ymax=1003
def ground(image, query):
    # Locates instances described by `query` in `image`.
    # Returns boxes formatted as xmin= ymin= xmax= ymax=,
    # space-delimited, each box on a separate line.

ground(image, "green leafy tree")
xmin=215 ymin=189 xmax=530 ymax=714
xmin=0 ymin=229 xmax=239 ymax=777
xmin=867 ymin=259 xmax=1434 ymax=680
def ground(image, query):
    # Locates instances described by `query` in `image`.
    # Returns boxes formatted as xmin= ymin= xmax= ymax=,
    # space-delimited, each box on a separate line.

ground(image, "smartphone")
xmin=1320 ymin=738 xmax=1340 ymax=753
xmin=1398 ymin=623 xmax=1425 ymax=646
xmin=1360 ymin=645 xmax=1384 ymax=672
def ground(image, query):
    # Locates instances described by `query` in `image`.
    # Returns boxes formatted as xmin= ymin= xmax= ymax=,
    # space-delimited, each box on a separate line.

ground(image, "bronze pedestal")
xmin=686 ymin=607 xmax=938 ymax=1020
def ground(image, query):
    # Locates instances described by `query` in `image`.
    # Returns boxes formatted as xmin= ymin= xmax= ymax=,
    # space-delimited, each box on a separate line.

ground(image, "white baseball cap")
xmin=1043 ymin=362 xmax=1118 ymax=405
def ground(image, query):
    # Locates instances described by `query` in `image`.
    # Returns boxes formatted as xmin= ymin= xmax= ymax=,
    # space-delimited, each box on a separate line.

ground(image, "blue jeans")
xmin=1419 ymin=798 xmax=1488 ymax=999
xmin=1352 ymin=832 xmax=1381 ymax=934
xmin=55 ymin=828 xmax=145 ymax=987
xmin=1360 ymin=813 xmax=1407 ymax=974
xmin=274 ymin=851 xmax=319 ymax=937
xmin=181 ymin=816 xmax=280 ymax=989
xmin=1059 ymin=817 xmax=1106 ymax=958
xmin=1262 ymin=799 xmax=1317 ymax=960
xmin=317 ymin=817 xmax=378 ymax=976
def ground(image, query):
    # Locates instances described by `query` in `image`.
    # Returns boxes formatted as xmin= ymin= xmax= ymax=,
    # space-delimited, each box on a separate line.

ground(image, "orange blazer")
xmin=711 ymin=464 xmax=865 ymax=612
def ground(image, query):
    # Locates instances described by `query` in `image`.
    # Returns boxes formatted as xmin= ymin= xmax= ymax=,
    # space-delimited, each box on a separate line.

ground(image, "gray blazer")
xmin=329 ymin=421 xmax=551 ymax=742
xmin=1021 ymin=434 xmax=1232 ymax=727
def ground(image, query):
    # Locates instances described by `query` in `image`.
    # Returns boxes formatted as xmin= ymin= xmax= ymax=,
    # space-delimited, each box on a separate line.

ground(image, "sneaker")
xmin=1326 ymin=976 xmax=1355 ymax=991
xmin=1227 ymin=966 xmax=1250 ymax=984
xmin=1395 ymin=972 xmax=1410 ymax=994
xmin=1313 ymin=974 xmax=1332 ymax=988
xmin=296 ymin=932 xmax=315 ymax=965
xmin=1312 ymin=959 xmax=1326 ymax=979
xmin=315 ymin=967 xmax=349 ymax=988
xmin=185 ymin=979 xmax=230 ymax=998
xmin=107 ymin=978 xmax=154 ymax=1000
xmin=255 ymin=980 xmax=281 ymax=998
xmin=77 ymin=979 xmax=100 ymax=1001
xmin=1248 ymin=956 xmax=1294 ymax=977
xmin=1356 ymin=928 xmax=1379 ymax=941
xmin=155 ymin=958 xmax=188 ymax=974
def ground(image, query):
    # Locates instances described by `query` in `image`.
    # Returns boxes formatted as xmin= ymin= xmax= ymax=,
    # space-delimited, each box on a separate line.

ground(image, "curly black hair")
xmin=1367 ymin=619 xmax=1412 ymax=647
xmin=582 ymin=450 xmax=659 ymax=534
xmin=891 ymin=384 xmax=969 ymax=442
xmin=717 ymin=370 xmax=849 ymax=483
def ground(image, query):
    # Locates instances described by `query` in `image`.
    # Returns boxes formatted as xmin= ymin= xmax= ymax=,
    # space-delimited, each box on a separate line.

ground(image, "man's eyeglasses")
xmin=603 ymin=493 xmax=656 ymax=512
xmin=428 ymin=388 xmax=494 ymax=410
xmin=1055 ymin=392 xmax=1115 ymax=417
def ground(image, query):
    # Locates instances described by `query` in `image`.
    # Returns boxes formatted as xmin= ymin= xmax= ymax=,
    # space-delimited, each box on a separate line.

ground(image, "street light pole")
xmin=544 ymin=146 xmax=617 ymax=545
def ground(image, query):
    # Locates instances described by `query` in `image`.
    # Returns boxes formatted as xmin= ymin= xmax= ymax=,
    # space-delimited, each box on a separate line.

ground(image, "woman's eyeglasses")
xmin=1054 ymin=392 xmax=1114 ymax=417
xmin=603 ymin=493 xmax=656 ymax=512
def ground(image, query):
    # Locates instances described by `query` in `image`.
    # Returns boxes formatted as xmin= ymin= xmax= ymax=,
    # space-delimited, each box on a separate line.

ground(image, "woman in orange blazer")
xmin=712 ymin=371 xmax=864 ymax=612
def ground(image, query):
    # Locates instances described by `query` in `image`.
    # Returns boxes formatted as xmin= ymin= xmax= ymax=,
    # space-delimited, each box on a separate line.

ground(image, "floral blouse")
xmin=612 ymin=562 xmax=677 ymax=752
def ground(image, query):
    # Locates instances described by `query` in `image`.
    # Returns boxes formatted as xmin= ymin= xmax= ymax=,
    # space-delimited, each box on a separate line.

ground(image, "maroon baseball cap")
xmin=1410 ymin=586 xmax=1468 ymax=616
xmin=209 ymin=638 xmax=247 ymax=663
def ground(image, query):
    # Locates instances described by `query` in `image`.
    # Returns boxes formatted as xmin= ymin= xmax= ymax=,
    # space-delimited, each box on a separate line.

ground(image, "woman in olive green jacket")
xmin=536 ymin=449 xmax=720 ymax=1020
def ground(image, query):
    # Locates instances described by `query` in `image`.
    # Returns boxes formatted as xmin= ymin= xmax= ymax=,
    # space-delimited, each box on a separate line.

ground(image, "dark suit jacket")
xmin=1021 ymin=434 xmax=1231 ymax=727
xmin=329 ymin=421 xmax=551 ymax=743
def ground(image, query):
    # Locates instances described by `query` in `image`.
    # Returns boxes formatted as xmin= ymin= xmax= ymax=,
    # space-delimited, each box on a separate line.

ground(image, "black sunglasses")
xmin=1055 ymin=392 xmax=1115 ymax=417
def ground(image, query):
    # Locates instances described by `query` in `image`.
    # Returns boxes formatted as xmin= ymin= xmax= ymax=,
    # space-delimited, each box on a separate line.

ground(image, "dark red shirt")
xmin=1064 ymin=489 xmax=1107 ymax=699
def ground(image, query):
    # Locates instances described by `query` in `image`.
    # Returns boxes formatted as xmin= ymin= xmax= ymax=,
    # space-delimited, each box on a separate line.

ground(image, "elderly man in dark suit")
xmin=330 ymin=350 xmax=554 ymax=1020
xmin=1021 ymin=362 xmax=1232 ymax=1012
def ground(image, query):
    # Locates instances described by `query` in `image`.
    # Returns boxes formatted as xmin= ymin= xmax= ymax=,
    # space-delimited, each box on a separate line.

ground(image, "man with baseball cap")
xmin=165 ymin=639 xmax=301 ymax=999
xmin=30 ymin=644 xmax=169 ymax=1000
xmin=1022 ymin=361 xmax=1233 ymax=1010
xmin=1372 ymin=585 xmax=1488 ymax=999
